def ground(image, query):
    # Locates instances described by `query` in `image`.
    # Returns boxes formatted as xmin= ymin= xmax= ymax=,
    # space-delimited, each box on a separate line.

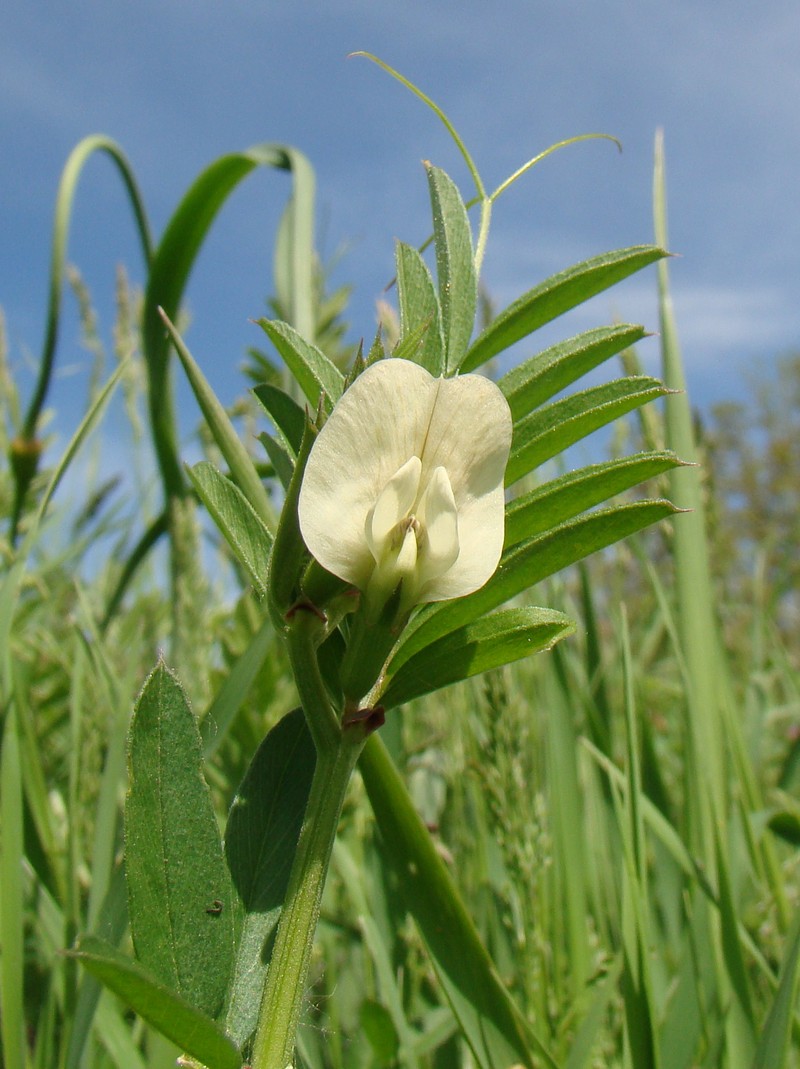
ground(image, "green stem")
xmin=284 ymin=609 xmax=340 ymax=752
xmin=473 ymin=195 xmax=493 ymax=282
xmin=250 ymin=732 xmax=364 ymax=1069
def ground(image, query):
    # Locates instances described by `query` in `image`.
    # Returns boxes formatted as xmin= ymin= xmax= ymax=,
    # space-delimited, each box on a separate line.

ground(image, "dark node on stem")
xmin=285 ymin=597 xmax=327 ymax=623
xmin=342 ymin=705 xmax=386 ymax=735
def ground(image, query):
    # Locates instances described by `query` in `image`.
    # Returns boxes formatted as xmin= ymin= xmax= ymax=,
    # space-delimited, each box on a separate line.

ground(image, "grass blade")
xmin=0 ymin=705 xmax=25 ymax=1069
xmin=750 ymin=919 xmax=800 ymax=1069
xmin=142 ymin=144 xmax=314 ymax=500
xmin=162 ymin=311 xmax=276 ymax=532
xmin=360 ymin=733 xmax=561 ymax=1069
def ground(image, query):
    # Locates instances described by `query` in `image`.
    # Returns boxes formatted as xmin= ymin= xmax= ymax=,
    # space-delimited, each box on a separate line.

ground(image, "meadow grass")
xmin=1 ymin=136 xmax=798 ymax=1069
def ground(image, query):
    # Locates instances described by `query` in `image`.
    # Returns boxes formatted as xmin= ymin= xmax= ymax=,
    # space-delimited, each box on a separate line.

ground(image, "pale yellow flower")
xmin=298 ymin=359 xmax=512 ymax=614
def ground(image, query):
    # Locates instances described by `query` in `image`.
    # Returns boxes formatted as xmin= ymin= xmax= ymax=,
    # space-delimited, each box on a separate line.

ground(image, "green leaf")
xmin=0 ymin=706 xmax=25 ymax=1069
xmin=70 ymin=936 xmax=241 ymax=1069
xmin=499 ymin=323 xmax=648 ymax=420
xmin=142 ymin=144 xmax=314 ymax=500
xmin=750 ymin=919 xmax=800 ymax=1069
xmin=766 ymin=809 xmax=800 ymax=846
xmin=506 ymin=376 xmax=669 ymax=486
xmin=163 ymin=312 xmax=276 ymax=532
xmin=381 ymin=607 xmax=575 ymax=708
xmin=360 ymin=735 xmax=559 ymax=1069
xmin=269 ymin=158 xmax=317 ymax=341
xmin=505 ymin=451 xmax=682 ymax=549
xmin=461 ymin=245 xmax=667 ymax=373
xmin=16 ymin=136 xmax=152 ymax=515
xmin=253 ymin=383 xmax=306 ymax=456
xmin=258 ymin=431 xmax=295 ymax=491
xmin=125 ymin=663 xmax=235 ymax=1019
xmin=200 ymin=615 xmax=275 ymax=759
xmin=392 ymin=500 xmax=679 ymax=671
xmin=187 ymin=462 xmax=273 ymax=598
xmin=224 ymin=708 xmax=317 ymax=1050
xmin=257 ymin=318 xmax=344 ymax=409
xmin=360 ymin=1000 xmax=400 ymax=1065
xmin=426 ymin=164 xmax=477 ymax=373
xmin=395 ymin=240 xmax=445 ymax=375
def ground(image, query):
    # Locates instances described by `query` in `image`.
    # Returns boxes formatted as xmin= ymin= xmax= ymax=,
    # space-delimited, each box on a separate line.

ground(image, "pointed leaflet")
xmin=125 ymin=662 xmax=235 ymax=1019
xmin=70 ymin=936 xmax=241 ymax=1069
xmin=258 ymin=432 xmax=295 ymax=491
xmin=505 ymin=451 xmax=682 ymax=549
xmin=253 ymin=383 xmax=306 ymax=457
xmin=506 ymin=376 xmax=669 ymax=486
xmin=223 ymin=708 xmax=316 ymax=1050
xmin=499 ymin=323 xmax=648 ymax=421
xmin=426 ymin=165 xmax=477 ymax=373
xmin=380 ymin=607 xmax=575 ymax=708
xmin=187 ymin=462 xmax=273 ymax=598
xmin=257 ymin=318 xmax=344 ymax=410
xmin=460 ymin=246 xmax=667 ymax=373
xmin=395 ymin=240 xmax=445 ymax=375
xmin=390 ymin=500 xmax=679 ymax=672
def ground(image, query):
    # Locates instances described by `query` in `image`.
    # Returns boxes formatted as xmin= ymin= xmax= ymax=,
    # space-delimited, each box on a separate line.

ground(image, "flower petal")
xmin=366 ymin=455 xmax=422 ymax=561
xmin=417 ymin=374 xmax=512 ymax=601
xmin=415 ymin=465 xmax=460 ymax=593
xmin=298 ymin=360 xmax=438 ymax=588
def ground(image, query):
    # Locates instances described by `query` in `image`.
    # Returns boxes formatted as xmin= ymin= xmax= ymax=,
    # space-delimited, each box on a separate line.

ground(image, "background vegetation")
xmin=1 ymin=127 xmax=798 ymax=1069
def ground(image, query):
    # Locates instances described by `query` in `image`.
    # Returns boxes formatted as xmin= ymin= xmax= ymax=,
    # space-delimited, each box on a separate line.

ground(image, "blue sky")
xmin=3 ymin=0 xmax=799 ymax=456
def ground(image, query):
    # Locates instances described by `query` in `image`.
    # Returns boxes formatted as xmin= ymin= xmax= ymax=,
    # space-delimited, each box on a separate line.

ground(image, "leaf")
xmin=392 ymin=500 xmax=679 ymax=671
xmin=70 ymin=936 xmax=241 ymax=1069
xmin=257 ymin=318 xmax=344 ymax=409
xmin=499 ymin=323 xmax=648 ymax=421
xmin=359 ymin=735 xmax=560 ymax=1069
xmin=750 ymin=920 xmax=800 ymax=1069
xmin=395 ymin=240 xmax=445 ymax=375
xmin=142 ymin=145 xmax=314 ymax=491
xmin=187 ymin=462 xmax=273 ymax=598
xmin=461 ymin=245 xmax=667 ymax=373
xmin=766 ymin=809 xmax=800 ymax=846
xmin=505 ymin=451 xmax=682 ymax=549
xmin=200 ymin=615 xmax=275 ymax=759
xmin=163 ymin=312 xmax=276 ymax=532
xmin=258 ymin=432 xmax=295 ymax=491
xmin=0 ymin=706 xmax=25 ymax=1069
xmin=125 ymin=662 xmax=235 ymax=1019
xmin=360 ymin=1000 xmax=400 ymax=1065
xmin=381 ymin=607 xmax=575 ymax=708
xmin=223 ymin=708 xmax=317 ymax=1050
xmin=16 ymin=135 xmax=152 ymax=530
xmin=253 ymin=383 xmax=306 ymax=456
xmin=426 ymin=164 xmax=477 ymax=373
xmin=507 ymin=376 xmax=669 ymax=486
